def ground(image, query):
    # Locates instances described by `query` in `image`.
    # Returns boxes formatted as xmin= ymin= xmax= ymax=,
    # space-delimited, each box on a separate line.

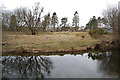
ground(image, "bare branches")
xmin=103 ymin=5 xmax=119 ymax=40
xmin=14 ymin=2 xmax=44 ymax=35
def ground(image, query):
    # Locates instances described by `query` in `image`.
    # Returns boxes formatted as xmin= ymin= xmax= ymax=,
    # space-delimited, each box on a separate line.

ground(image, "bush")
xmin=89 ymin=28 xmax=106 ymax=38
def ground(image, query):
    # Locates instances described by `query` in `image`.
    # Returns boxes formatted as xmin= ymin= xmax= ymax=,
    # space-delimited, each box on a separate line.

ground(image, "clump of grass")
xmin=81 ymin=35 xmax=85 ymax=38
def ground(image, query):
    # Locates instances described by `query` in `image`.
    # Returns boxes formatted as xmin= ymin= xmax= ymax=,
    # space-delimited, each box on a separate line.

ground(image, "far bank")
xmin=2 ymin=31 xmax=113 ymax=55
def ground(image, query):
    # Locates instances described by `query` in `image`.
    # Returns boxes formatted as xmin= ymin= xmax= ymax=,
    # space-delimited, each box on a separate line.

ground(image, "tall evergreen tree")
xmin=61 ymin=17 xmax=68 ymax=27
xmin=46 ymin=13 xmax=51 ymax=30
xmin=72 ymin=11 xmax=79 ymax=27
xmin=42 ymin=13 xmax=51 ymax=31
xmin=86 ymin=16 xmax=98 ymax=29
xmin=10 ymin=15 xmax=18 ymax=31
xmin=51 ymin=12 xmax=58 ymax=31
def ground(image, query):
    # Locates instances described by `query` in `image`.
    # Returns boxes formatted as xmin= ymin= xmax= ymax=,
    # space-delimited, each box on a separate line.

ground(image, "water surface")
xmin=1 ymin=51 xmax=119 ymax=78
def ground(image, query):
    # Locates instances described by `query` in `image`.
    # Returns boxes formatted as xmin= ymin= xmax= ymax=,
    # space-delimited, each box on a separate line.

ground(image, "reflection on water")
xmin=1 ymin=56 xmax=53 ymax=78
xmin=95 ymin=51 xmax=120 ymax=77
xmin=1 ymin=50 xmax=119 ymax=78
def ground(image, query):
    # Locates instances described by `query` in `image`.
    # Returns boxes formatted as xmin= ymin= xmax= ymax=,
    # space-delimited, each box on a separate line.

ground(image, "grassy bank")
xmin=2 ymin=31 xmax=112 ymax=54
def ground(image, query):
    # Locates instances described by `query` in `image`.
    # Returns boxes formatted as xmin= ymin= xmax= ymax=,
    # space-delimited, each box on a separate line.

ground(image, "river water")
xmin=1 ymin=50 xmax=120 ymax=78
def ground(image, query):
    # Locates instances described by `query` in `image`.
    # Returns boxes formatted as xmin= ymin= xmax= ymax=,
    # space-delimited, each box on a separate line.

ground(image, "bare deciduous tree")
xmin=14 ymin=2 xmax=43 ymax=35
xmin=26 ymin=2 xmax=43 ymax=35
xmin=103 ymin=6 xmax=119 ymax=39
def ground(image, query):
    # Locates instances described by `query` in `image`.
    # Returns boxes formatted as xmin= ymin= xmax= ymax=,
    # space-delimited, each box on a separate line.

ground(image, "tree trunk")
xmin=53 ymin=23 xmax=55 ymax=31
xmin=29 ymin=27 xmax=37 ymax=35
xmin=118 ymin=12 xmax=120 ymax=43
xmin=118 ymin=13 xmax=120 ymax=34
xmin=31 ymin=30 xmax=36 ymax=35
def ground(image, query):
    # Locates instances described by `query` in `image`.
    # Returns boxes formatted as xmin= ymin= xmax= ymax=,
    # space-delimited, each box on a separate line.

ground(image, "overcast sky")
xmin=1 ymin=0 xmax=120 ymax=26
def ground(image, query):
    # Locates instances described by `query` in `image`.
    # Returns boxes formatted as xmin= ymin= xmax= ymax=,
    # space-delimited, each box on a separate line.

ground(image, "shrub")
xmin=89 ymin=28 xmax=105 ymax=38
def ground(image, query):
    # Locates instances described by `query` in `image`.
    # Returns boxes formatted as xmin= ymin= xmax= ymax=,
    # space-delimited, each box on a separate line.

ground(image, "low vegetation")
xmin=2 ymin=31 xmax=112 ymax=53
xmin=89 ymin=28 xmax=106 ymax=38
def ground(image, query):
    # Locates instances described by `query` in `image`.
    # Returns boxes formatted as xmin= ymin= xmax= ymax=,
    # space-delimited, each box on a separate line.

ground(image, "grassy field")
xmin=2 ymin=31 xmax=112 ymax=52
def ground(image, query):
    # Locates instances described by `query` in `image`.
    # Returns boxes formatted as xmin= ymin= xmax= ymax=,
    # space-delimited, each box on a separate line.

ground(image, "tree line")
xmin=86 ymin=3 xmax=120 ymax=41
xmin=2 ymin=1 xmax=120 ymax=41
xmin=2 ymin=2 xmax=80 ymax=35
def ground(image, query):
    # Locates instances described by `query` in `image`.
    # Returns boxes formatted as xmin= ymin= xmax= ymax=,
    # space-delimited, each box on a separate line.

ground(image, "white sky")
xmin=1 ymin=0 xmax=120 ymax=26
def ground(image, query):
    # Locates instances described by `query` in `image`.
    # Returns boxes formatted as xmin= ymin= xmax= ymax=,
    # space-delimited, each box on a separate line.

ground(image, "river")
xmin=1 ymin=50 xmax=119 ymax=78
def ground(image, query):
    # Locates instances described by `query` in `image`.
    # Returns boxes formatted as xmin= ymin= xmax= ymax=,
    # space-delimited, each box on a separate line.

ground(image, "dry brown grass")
xmin=3 ymin=31 xmax=111 ymax=51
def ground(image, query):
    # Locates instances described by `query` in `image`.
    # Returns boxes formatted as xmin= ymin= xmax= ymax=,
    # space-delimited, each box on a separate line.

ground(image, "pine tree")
xmin=10 ymin=15 xmax=18 ymax=31
xmin=51 ymin=12 xmax=58 ymax=31
xmin=72 ymin=11 xmax=79 ymax=27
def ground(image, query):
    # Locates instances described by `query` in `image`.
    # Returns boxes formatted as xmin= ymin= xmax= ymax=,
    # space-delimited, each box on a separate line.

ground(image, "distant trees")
xmin=72 ymin=11 xmax=79 ymax=27
xmin=51 ymin=12 xmax=58 ymax=31
xmin=2 ymin=4 xmax=83 ymax=33
xmin=98 ymin=17 xmax=110 ymax=27
xmin=42 ymin=14 xmax=48 ymax=31
xmin=46 ymin=13 xmax=51 ymax=30
xmin=14 ymin=7 xmax=27 ymax=27
xmin=60 ymin=17 xmax=68 ymax=31
xmin=86 ymin=16 xmax=107 ymax=38
xmin=61 ymin=17 xmax=68 ymax=27
xmin=86 ymin=16 xmax=107 ymax=30
xmin=10 ymin=15 xmax=18 ymax=31
xmin=86 ymin=16 xmax=98 ymax=29
xmin=42 ymin=13 xmax=51 ymax=31
xmin=2 ymin=10 xmax=11 ymax=30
